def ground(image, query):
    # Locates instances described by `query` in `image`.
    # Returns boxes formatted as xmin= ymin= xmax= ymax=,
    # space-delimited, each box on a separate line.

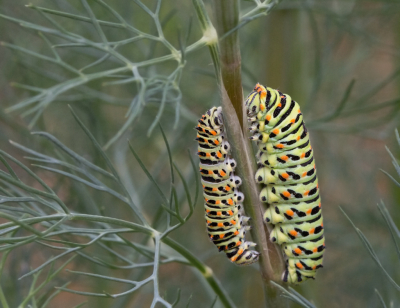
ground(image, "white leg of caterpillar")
xmin=221 ymin=141 xmax=231 ymax=153
xmin=234 ymin=191 xmax=244 ymax=203
xmin=248 ymin=125 xmax=258 ymax=133
xmin=247 ymin=242 xmax=257 ymax=247
xmin=231 ymin=175 xmax=242 ymax=187
xmin=238 ymin=228 xmax=247 ymax=238
xmin=242 ymin=216 xmax=251 ymax=224
xmin=249 ymin=134 xmax=261 ymax=141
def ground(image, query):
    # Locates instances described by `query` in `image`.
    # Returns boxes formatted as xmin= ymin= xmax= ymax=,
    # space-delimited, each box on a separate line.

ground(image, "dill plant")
xmin=0 ymin=0 xmax=399 ymax=307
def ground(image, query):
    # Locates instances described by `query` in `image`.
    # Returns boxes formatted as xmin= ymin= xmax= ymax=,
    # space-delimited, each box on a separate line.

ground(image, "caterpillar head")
xmin=245 ymin=83 xmax=267 ymax=116
xmin=211 ymin=106 xmax=224 ymax=128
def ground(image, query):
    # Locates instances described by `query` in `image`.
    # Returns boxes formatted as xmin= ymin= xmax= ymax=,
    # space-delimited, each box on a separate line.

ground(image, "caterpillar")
xmin=196 ymin=107 xmax=260 ymax=265
xmin=245 ymin=83 xmax=325 ymax=283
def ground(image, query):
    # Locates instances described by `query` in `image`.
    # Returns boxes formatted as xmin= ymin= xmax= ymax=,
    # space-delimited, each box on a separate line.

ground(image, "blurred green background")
xmin=0 ymin=0 xmax=399 ymax=307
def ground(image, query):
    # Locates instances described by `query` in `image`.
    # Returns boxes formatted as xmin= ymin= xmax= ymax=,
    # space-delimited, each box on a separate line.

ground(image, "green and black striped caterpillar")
xmin=245 ymin=84 xmax=325 ymax=283
xmin=196 ymin=107 xmax=260 ymax=265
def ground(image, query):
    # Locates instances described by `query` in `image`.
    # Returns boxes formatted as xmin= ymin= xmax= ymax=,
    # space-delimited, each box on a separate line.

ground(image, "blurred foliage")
xmin=340 ymin=129 xmax=400 ymax=308
xmin=0 ymin=0 xmax=399 ymax=307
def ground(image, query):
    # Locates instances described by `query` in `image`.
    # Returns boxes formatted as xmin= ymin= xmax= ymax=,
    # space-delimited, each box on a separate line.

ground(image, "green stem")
xmin=0 ymin=251 xmax=10 ymax=308
xmin=162 ymin=237 xmax=236 ymax=308
xmin=192 ymin=0 xmax=220 ymax=80
xmin=214 ymin=0 xmax=244 ymax=129
xmin=0 ymin=288 xmax=8 ymax=308
xmin=213 ymin=1 xmax=287 ymax=307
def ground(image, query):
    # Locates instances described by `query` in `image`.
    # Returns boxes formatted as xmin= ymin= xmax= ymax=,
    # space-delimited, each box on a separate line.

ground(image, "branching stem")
xmin=212 ymin=1 xmax=286 ymax=306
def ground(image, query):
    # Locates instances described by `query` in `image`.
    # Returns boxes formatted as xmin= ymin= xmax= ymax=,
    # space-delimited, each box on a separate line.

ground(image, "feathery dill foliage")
xmin=0 ymin=1 xmax=279 ymax=307
xmin=1 ymin=0 xmax=191 ymax=148
xmin=0 ymin=0 xmax=399 ymax=307
xmin=0 ymin=0 xmax=274 ymax=149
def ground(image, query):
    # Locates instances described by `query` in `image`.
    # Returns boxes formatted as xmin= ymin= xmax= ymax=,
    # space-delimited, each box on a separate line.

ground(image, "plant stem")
xmin=162 ymin=237 xmax=236 ymax=308
xmin=220 ymin=86 xmax=285 ymax=307
xmin=0 ymin=251 xmax=10 ymax=308
xmin=213 ymin=1 xmax=286 ymax=307
xmin=214 ymin=0 xmax=244 ymax=129
xmin=192 ymin=0 xmax=220 ymax=80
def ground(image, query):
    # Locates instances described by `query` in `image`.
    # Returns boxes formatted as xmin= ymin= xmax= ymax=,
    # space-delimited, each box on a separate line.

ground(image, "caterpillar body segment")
xmin=259 ymin=176 xmax=319 ymax=204
xmin=203 ymin=191 xmax=245 ymax=207
xmin=197 ymin=107 xmax=259 ymax=265
xmin=246 ymin=83 xmax=325 ymax=284
xmin=257 ymin=146 xmax=313 ymax=168
xmin=269 ymin=214 xmax=324 ymax=244
xmin=202 ymin=175 xmax=242 ymax=195
xmin=282 ymin=256 xmax=324 ymax=284
xmin=255 ymin=163 xmax=316 ymax=186
xmin=263 ymin=196 xmax=322 ymax=224
xmin=199 ymin=159 xmax=237 ymax=180
xmin=197 ymin=140 xmax=230 ymax=163
xmin=196 ymin=134 xmax=224 ymax=148
xmin=283 ymin=236 xmax=325 ymax=259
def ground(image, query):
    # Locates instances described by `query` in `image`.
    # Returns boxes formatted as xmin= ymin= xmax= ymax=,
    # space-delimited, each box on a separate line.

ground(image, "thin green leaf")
xmin=375 ymin=289 xmax=387 ymax=308
xmin=173 ymin=163 xmax=193 ymax=218
xmin=27 ymin=4 xmax=125 ymax=29
xmin=160 ymin=203 xmax=178 ymax=218
xmin=128 ymin=141 xmax=169 ymax=207
xmin=31 ymin=164 xmax=128 ymax=203
xmin=159 ymin=125 xmax=174 ymax=183
xmin=147 ymin=83 xmax=169 ymax=136
xmin=385 ymin=145 xmax=400 ymax=178
xmin=210 ymin=296 xmax=218 ymax=308
xmin=72 ymin=302 xmax=87 ymax=308
xmin=27 ymin=133 xmax=113 ymax=178
xmin=340 ymin=206 xmax=400 ymax=291
xmin=171 ymin=186 xmax=184 ymax=224
xmin=0 ymin=153 xmax=19 ymax=180
xmin=66 ymin=269 xmax=137 ymax=284
xmin=0 ymin=211 xmax=43 ymax=237
xmin=188 ymin=151 xmax=199 ymax=207
xmin=356 ymin=67 xmax=400 ymax=104
xmin=0 ymin=250 xmax=11 ymax=308
xmin=185 ymin=294 xmax=193 ymax=308
xmin=191 ymin=0 xmax=220 ymax=79
xmin=320 ymin=79 xmax=356 ymax=122
xmin=80 ymin=0 xmax=108 ymax=44
xmin=172 ymin=289 xmax=181 ymax=307
xmin=68 ymin=106 xmax=147 ymax=225
xmin=378 ymin=200 xmax=400 ymax=244
xmin=20 ymin=256 xmax=76 ymax=307
xmin=380 ymin=169 xmax=400 ymax=188
xmin=40 ymin=282 xmax=70 ymax=308
xmin=270 ymin=281 xmax=315 ymax=308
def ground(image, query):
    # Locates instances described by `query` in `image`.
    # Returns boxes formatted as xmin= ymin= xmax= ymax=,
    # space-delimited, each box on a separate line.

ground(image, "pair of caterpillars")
xmin=197 ymin=84 xmax=325 ymax=284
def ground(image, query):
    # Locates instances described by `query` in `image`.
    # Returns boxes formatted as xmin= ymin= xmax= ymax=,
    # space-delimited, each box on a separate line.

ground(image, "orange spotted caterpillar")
xmin=196 ymin=107 xmax=260 ymax=265
xmin=245 ymin=84 xmax=325 ymax=283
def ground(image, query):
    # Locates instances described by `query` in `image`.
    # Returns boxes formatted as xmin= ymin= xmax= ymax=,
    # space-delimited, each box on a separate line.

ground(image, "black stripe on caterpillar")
xmin=245 ymin=84 xmax=325 ymax=283
xmin=196 ymin=107 xmax=260 ymax=265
